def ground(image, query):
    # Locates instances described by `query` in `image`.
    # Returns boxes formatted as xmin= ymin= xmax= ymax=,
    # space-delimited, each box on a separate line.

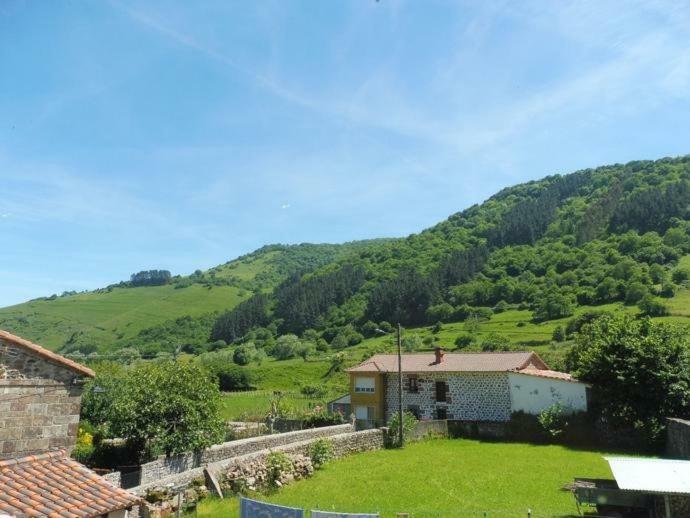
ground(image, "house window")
xmin=436 ymin=407 xmax=447 ymax=420
xmin=435 ymin=381 xmax=448 ymax=402
xmin=354 ymin=377 xmax=375 ymax=393
xmin=355 ymin=405 xmax=374 ymax=420
xmin=407 ymin=405 xmax=421 ymax=419
xmin=406 ymin=376 xmax=419 ymax=393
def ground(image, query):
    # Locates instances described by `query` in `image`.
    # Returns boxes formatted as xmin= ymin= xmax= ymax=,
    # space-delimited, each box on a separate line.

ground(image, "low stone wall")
xmin=409 ymin=420 xmax=448 ymax=441
xmin=666 ymin=418 xmax=690 ymax=459
xmin=448 ymin=419 xmax=508 ymax=439
xmin=102 ymin=470 xmax=121 ymax=487
xmin=130 ymin=428 xmax=384 ymax=496
xmin=136 ymin=424 xmax=353 ymax=486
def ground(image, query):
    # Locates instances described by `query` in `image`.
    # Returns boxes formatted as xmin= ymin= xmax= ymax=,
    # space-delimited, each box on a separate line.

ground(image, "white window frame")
xmin=355 ymin=405 xmax=373 ymax=420
xmin=354 ymin=376 xmax=375 ymax=393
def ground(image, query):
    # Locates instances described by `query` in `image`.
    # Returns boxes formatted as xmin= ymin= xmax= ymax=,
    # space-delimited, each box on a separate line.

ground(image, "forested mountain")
xmin=2 ymin=155 xmax=690 ymax=359
xmin=212 ymin=155 xmax=690 ymax=347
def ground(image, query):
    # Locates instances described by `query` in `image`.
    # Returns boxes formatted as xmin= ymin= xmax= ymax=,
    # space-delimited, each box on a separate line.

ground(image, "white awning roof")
xmin=605 ymin=456 xmax=690 ymax=495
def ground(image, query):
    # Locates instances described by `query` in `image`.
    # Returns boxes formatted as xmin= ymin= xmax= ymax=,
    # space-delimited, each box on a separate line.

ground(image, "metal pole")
xmin=397 ymin=323 xmax=404 ymax=447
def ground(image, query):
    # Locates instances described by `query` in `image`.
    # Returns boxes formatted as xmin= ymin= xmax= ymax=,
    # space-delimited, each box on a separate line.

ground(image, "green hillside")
xmin=2 ymin=155 xmax=690 ymax=377
xmin=0 ymin=241 xmax=385 ymax=353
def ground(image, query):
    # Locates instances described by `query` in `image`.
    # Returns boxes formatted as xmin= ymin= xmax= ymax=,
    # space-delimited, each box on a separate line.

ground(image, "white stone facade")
xmin=384 ymin=372 xmax=512 ymax=422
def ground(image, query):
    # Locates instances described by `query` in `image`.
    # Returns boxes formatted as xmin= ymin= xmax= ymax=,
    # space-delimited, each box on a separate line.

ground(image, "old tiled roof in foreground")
xmin=0 ymin=329 xmax=95 ymax=378
xmin=347 ymin=351 xmax=548 ymax=374
xmin=0 ymin=449 xmax=141 ymax=517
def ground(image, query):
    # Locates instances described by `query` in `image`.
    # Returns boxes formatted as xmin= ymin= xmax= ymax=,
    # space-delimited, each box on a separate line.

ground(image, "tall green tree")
xmin=566 ymin=314 xmax=690 ymax=447
xmin=109 ymin=361 xmax=224 ymax=459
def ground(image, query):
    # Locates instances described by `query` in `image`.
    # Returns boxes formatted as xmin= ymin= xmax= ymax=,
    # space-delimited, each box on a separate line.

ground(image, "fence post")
xmin=527 ymin=509 xmax=532 ymax=518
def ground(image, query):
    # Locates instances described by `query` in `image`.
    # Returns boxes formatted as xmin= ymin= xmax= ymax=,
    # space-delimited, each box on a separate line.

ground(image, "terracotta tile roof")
xmin=0 ymin=449 xmax=141 ymax=517
xmin=515 ymin=366 xmax=586 ymax=384
xmin=347 ymin=351 xmax=548 ymax=374
xmin=0 ymin=329 xmax=95 ymax=378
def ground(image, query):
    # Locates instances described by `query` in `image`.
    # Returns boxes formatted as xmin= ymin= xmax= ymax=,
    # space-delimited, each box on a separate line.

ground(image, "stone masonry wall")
xmin=130 ymin=428 xmax=384 ymax=496
xmin=667 ymin=417 xmax=690 ymax=459
xmin=0 ymin=338 xmax=85 ymax=459
xmin=384 ymin=372 xmax=511 ymax=422
xmin=137 ymin=424 xmax=354 ymax=486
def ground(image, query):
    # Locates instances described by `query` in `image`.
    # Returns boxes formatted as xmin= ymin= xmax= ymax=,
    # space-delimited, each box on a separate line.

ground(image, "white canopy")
xmin=606 ymin=456 xmax=690 ymax=495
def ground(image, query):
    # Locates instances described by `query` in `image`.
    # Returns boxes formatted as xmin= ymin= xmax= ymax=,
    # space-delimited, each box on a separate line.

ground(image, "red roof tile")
xmin=347 ymin=351 xmax=549 ymax=373
xmin=514 ymin=366 xmax=585 ymax=383
xmin=0 ymin=450 xmax=140 ymax=516
xmin=0 ymin=329 xmax=95 ymax=378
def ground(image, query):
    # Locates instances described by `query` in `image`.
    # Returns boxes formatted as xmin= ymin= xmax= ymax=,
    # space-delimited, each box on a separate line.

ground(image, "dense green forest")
xmin=2 ymin=156 xmax=690 ymax=362
xmin=210 ymin=156 xmax=690 ymax=352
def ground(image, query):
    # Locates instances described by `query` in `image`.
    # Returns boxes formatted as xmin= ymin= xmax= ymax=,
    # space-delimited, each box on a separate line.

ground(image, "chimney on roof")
xmin=434 ymin=347 xmax=444 ymax=364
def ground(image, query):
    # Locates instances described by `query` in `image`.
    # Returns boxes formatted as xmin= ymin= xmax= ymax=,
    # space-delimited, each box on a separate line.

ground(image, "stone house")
xmin=347 ymin=348 xmax=588 ymax=425
xmin=0 ymin=329 xmax=95 ymax=459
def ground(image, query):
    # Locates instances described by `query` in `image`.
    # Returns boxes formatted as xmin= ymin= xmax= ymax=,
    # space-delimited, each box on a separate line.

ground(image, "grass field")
xmin=219 ymin=357 xmax=347 ymax=420
xmin=196 ymin=439 xmax=614 ymax=517
xmin=0 ymin=283 xmax=248 ymax=351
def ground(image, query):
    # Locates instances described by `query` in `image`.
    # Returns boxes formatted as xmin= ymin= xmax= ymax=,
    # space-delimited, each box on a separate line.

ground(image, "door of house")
xmin=435 ymin=381 xmax=448 ymax=402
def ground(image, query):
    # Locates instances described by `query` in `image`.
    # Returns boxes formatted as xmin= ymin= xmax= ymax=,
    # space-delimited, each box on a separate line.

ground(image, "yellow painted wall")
xmin=349 ymin=372 xmax=385 ymax=421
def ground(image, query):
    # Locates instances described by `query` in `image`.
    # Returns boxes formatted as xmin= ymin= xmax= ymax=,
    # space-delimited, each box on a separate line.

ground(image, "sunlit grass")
xmin=196 ymin=439 xmax=613 ymax=517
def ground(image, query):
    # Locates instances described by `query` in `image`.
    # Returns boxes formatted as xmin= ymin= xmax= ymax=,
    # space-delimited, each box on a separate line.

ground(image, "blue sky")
xmin=1 ymin=0 xmax=690 ymax=307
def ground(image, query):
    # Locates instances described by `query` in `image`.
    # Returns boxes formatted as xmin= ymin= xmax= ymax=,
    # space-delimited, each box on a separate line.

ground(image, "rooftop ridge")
xmin=0 ymin=329 xmax=95 ymax=378
xmin=0 ymin=449 xmax=66 ymax=469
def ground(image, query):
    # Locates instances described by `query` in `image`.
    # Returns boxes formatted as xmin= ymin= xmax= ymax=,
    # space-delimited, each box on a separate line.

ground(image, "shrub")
xmin=300 ymin=383 xmax=327 ymax=399
xmin=481 ymin=333 xmax=511 ymax=351
xmin=672 ymin=268 xmax=690 ymax=283
xmin=299 ymin=406 xmax=346 ymax=428
xmin=551 ymin=325 xmax=565 ymax=343
xmin=266 ymin=452 xmax=293 ymax=486
xmin=638 ymin=295 xmax=669 ymax=317
xmin=454 ymin=334 xmax=474 ymax=349
xmin=308 ymin=438 xmax=335 ymax=468
xmin=538 ymin=403 xmax=567 ymax=438
xmin=431 ymin=321 xmax=442 ymax=334
xmin=387 ymin=411 xmax=418 ymax=447
xmin=493 ymin=300 xmax=509 ymax=313
xmin=233 ymin=346 xmax=252 ymax=366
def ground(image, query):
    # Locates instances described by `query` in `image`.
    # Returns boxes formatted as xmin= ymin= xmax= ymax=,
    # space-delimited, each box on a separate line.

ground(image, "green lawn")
xmin=196 ymin=439 xmax=613 ymax=517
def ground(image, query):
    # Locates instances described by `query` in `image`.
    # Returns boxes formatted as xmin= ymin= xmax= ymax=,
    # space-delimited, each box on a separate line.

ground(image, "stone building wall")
xmin=666 ymin=417 xmax=690 ymax=459
xmin=0 ymin=337 xmax=86 ymax=459
xmin=384 ymin=372 xmax=511 ymax=422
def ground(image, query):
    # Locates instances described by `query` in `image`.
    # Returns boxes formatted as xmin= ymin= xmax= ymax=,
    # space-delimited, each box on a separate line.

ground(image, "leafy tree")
xmin=233 ymin=345 xmax=253 ymax=366
xmin=552 ymin=325 xmax=566 ymax=342
xmin=481 ymin=333 xmax=511 ymax=351
xmin=454 ymin=334 xmax=474 ymax=349
xmin=638 ymin=295 xmax=669 ymax=317
xmin=109 ymin=361 xmax=224 ymax=459
xmin=532 ymin=290 xmax=575 ymax=322
xmin=401 ymin=334 xmax=423 ymax=352
xmin=360 ymin=320 xmax=379 ymax=337
xmin=130 ymin=270 xmax=172 ymax=287
xmin=673 ymin=268 xmax=690 ymax=283
xmin=425 ymin=303 xmax=455 ymax=323
xmin=659 ymin=282 xmax=676 ymax=298
xmin=272 ymin=334 xmax=301 ymax=360
xmin=566 ymin=314 xmax=690 ymax=447
xmin=624 ymin=281 xmax=648 ymax=305
xmin=296 ymin=341 xmax=316 ymax=361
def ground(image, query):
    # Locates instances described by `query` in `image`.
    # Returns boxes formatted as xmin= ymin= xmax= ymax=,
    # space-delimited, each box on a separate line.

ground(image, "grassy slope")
xmin=0 ymin=284 xmax=247 ymax=351
xmin=218 ymin=279 xmax=690 ymax=420
xmin=197 ymin=439 xmax=613 ymax=517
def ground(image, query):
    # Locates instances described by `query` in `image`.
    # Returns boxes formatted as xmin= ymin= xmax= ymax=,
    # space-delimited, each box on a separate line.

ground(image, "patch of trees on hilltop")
xmin=130 ymin=270 xmax=172 ymax=287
